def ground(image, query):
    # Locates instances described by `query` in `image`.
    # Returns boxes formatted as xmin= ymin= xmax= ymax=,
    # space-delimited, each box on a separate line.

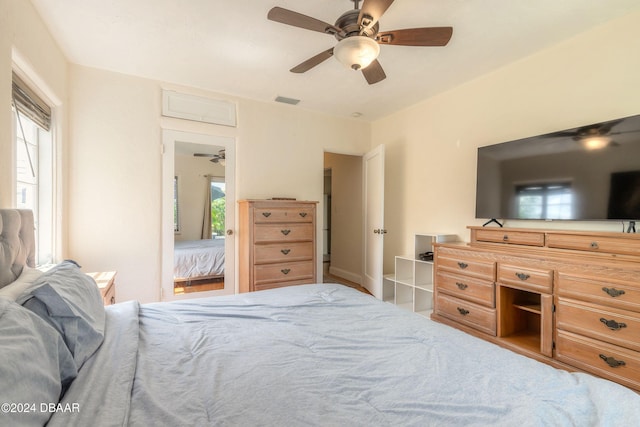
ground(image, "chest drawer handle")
xmin=262 ymin=212 xmax=271 ymax=217
xmin=281 ymin=268 xmax=291 ymax=275
xmin=281 ymin=249 xmax=291 ymax=255
xmin=602 ymin=287 xmax=625 ymax=298
xmin=281 ymin=229 xmax=291 ymax=236
xmin=457 ymin=307 xmax=470 ymax=316
xmin=590 ymin=241 xmax=599 ymax=249
xmin=503 ymin=235 xmax=509 ymax=241
xmin=455 ymin=282 xmax=468 ymax=290
xmin=457 ymin=262 xmax=468 ymax=269
xmin=299 ymin=212 xmax=307 ymax=218
xmin=515 ymin=272 xmax=530 ymax=281
xmin=599 ymin=354 xmax=626 ymax=368
xmin=600 ymin=318 xmax=627 ymax=331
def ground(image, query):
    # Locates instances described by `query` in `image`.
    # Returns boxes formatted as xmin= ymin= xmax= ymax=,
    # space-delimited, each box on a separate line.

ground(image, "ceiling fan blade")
xmin=362 ymin=59 xmax=386 ymax=85
xmin=377 ymin=27 xmax=453 ymax=46
xmin=268 ymin=7 xmax=341 ymax=35
xmin=194 ymin=153 xmax=216 ymax=157
xmin=358 ymin=0 xmax=395 ymax=30
xmin=596 ymin=119 xmax=623 ymax=135
xmin=290 ymin=48 xmax=334 ymax=73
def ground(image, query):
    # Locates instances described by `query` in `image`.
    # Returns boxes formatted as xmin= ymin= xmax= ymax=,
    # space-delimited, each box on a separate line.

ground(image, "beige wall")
xmin=324 ymin=152 xmax=363 ymax=283
xmin=373 ymin=9 xmax=640 ymax=273
xmin=67 ymin=66 xmax=371 ymax=303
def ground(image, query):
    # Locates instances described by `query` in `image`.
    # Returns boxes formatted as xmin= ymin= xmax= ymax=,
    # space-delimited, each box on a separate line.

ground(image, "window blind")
xmin=12 ymin=72 xmax=51 ymax=131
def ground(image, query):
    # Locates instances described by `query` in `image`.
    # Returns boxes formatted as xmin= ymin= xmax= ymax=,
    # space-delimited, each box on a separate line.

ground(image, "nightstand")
xmin=87 ymin=271 xmax=117 ymax=305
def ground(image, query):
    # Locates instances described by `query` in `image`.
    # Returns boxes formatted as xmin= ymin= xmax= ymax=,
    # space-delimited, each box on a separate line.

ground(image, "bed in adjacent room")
xmin=2 ymin=209 xmax=639 ymax=426
xmin=173 ymin=238 xmax=225 ymax=285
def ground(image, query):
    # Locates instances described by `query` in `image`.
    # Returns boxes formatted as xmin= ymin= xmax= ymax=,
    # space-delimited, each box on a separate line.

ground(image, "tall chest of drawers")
xmin=432 ymin=226 xmax=640 ymax=392
xmin=238 ymin=200 xmax=318 ymax=293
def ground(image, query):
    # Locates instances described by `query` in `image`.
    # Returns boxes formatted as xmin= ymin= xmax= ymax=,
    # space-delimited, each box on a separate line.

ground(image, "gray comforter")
xmin=50 ymin=284 xmax=640 ymax=426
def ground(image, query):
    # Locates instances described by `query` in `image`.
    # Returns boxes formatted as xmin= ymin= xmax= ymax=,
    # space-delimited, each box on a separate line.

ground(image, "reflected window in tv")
xmin=516 ymin=183 xmax=572 ymax=219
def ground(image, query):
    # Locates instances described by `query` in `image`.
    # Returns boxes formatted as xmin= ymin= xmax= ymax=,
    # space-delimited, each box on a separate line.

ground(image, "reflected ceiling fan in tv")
xmin=475 ymin=114 xmax=640 ymax=228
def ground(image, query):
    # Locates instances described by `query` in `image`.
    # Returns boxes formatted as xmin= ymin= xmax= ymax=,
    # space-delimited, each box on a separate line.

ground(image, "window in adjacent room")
xmin=174 ymin=176 xmax=180 ymax=233
xmin=12 ymin=72 xmax=54 ymax=266
xmin=210 ymin=178 xmax=225 ymax=238
xmin=516 ymin=183 xmax=573 ymax=219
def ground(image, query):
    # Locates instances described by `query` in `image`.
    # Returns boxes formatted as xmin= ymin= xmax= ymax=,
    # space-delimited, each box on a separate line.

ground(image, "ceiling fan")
xmin=546 ymin=119 xmax=636 ymax=150
xmin=194 ymin=149 xmax=226 ymax=164
xmin=267 ymin=0 xmax=453 ymax=84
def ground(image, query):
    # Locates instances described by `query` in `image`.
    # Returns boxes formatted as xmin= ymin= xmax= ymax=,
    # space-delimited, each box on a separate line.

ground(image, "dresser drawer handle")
xmin=599 ymin=354 xmax=626 ymax=368
xmin=281 ymin=249 xmax=291 ymax=255
xmin=600 ymin=318 xmax=627 ymax=331
xmin=590 ymin=241 xmax=599 ymax=249
xmin=457 ymin=262 xmax=468 ymax=269
xmin=455 ymin=282 xmax=468 ymax=290
xmin=602 ymin=287 xmax=625 ymax=298
xmin=281 ymin=229 xmax=291 ymax=236
xmin=503 ymin=234 xmax=509 ymax=241
xmin=457 ymin=307 xmax=470 ymax=316
xmin=299 ymin=212 xmax=307 ymax=218
xmin=262 ymin=212 xmax=271 ymax=217
xmin=515 ymin=272 xmax=530 ymax=281
xmin=281 ymin=268 xmax=291 ymax=275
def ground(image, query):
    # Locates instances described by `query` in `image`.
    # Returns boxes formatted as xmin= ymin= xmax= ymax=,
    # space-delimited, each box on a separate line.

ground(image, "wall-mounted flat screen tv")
xmin=476 ymin=114 xmax=640 ymax=221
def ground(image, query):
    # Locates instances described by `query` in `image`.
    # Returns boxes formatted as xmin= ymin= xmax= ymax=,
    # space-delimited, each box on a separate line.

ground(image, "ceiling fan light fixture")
xmin=334 ymin=36 xmax=380 ymax=71
xmin=581 ymin=136 xmax=610 ymax=150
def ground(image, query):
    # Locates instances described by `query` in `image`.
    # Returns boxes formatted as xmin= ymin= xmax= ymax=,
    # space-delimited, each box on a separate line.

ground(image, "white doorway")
xmin=323 ymin=147 xmax=385 ymax=294
xmin=161 ymin=130 xmax=235 ymax=301
xmin=362 ymin=145 xmax=385 ymax=298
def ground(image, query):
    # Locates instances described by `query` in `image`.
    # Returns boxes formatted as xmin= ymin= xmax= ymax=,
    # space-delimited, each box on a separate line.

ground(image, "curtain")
xmin=201 ymin=176 xmax=212 ymax=239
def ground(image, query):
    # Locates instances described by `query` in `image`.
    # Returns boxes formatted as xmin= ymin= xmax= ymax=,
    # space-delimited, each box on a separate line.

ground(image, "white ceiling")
xmin=30 ymin=0 xmax=640 ymax=121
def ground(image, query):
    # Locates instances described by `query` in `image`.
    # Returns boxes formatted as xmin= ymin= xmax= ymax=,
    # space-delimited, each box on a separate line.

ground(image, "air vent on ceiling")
xmin=275 ymin=96 xmax=300 ymax=105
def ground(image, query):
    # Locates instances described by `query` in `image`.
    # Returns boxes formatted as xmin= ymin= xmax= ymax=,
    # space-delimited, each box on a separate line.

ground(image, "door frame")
xmin=161 ymin=129 xmax=236 ymax=301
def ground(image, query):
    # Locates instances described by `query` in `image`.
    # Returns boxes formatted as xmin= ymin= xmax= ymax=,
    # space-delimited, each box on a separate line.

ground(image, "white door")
xmin=161 ymin=130 xmax=236 ymax=301
xmin=363 ymin=144 xmax=385 ymax=299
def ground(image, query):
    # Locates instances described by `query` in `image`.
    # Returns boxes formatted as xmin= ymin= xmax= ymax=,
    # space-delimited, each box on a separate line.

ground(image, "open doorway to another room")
xmin=323 ymin=152 xmax=364 ymax=288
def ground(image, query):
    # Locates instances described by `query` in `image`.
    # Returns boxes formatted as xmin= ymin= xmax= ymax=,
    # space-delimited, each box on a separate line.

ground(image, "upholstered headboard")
xmin=0 ymin=209 xmax=36 ymax=288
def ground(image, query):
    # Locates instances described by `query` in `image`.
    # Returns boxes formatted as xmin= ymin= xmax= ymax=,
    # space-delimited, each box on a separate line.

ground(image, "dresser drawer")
xmin=436 ymin=272 xmax=495 ymax=308
xmin=435 ymin=293 xmax=496 ymax=336
xmin=557 ymin=272 xmax=640 ymax=313
xmin=547 ymin=233 xmax=640 ymax=257
xmin=556 ymin=298 xmax=640 ymax=352
xmin=254 ymin=261 xmax=314 ymax=285
xmin=254 ymin=242 xmax=314 ymax=264
xmin=254 ymin=223 xmax=314 ymax=243
xmin=474 ymin=229 xmax=545 ymax=247
xmin=556 ymin=330 xmax=640 ymax=391
xmin=497 ymin=264 xmax=553 ymax=294
xmin=254 ymin=207 xmax=314 ymax=223
xmin=437 ymin=254 xmax=496 ymax=280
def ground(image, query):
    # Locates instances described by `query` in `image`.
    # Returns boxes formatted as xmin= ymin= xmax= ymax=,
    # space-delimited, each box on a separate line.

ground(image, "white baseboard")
xmin=327 ymin=266 xmax=362 ymax=285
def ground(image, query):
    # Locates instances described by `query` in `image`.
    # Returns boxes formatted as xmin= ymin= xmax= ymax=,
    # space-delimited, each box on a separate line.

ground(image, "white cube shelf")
xmin=386 ymin=233 xmax=457 ymax=316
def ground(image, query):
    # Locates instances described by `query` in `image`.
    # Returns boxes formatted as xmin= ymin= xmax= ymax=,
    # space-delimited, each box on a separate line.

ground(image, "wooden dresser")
xmin=238 ymin=200 xmax=318 ymax=293
xmin=432 ymin=226 xmax=640 ymax=392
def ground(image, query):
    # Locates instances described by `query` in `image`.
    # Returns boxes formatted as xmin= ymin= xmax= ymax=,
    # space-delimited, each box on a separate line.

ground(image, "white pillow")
xmin=0 ymin=267 xmax=43 ymax=301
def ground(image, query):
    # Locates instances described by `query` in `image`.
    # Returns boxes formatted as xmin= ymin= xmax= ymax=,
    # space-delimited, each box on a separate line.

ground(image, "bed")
xmin=2 ymin=209 xmax=640 ymax=426
xmin=173 ymin=238 xmax=225 ymax=284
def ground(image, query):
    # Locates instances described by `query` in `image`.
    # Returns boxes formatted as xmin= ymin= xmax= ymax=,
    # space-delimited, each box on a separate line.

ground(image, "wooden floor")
xmin=323 ymin=273 xmax=371 ymax=295
xmin=174 ymin=277 xmax=224 ymax=294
